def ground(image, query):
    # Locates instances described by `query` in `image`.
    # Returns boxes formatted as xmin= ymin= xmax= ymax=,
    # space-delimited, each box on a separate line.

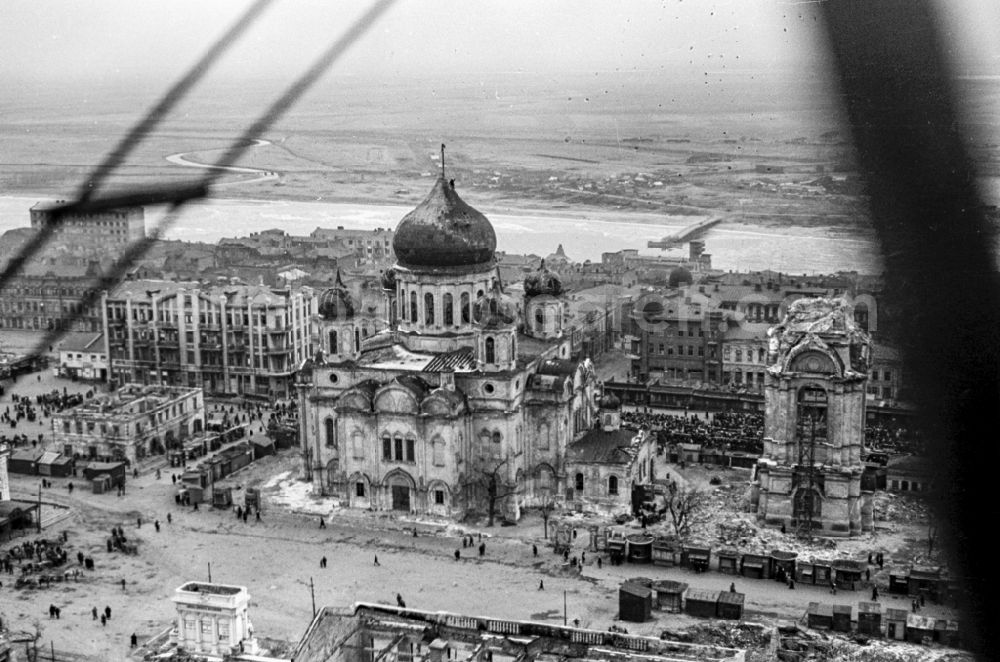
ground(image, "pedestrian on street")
xmin=454 ymin=549 xmax=461 ymax=561
xmin=105 ymin=606 xmax=111 ymax=620
xmin=92 ymin=606 xmax=98 ymax=620
xmin=730 ymin=582 xmax=736 ymax=593
xmin=319 ymin=516 xmax=326 ymax=529
xmin=538 ymin=580 xmax=544 ymax=590
xmin=866 ymin=568 xmax=871 ymax=582
xmin=597 ymin=557 xmax=602 ymax=569
xmin=788 ymin=578 xmax=795 ymax=590
xmin=581 ymin=552 xmax=586 ymax=564
xmin=167 ymin=513 xmax=172 ymax=524
xmin=872 ymin=586 xmax=879 ymax=601
xmin=830 ymin=580 xmax=837 ymax=595
xmin=131 ymin=633 xmax=138 ymax=648
xmin=532 ymin=544 xmax=538 ymax=557
xmin=101 ymin=614 xmax=106 ymax=627
xmin=154 ymin=520 xmax=160 ymax=532
xmin=396 ymin=593 xmax=406 ymax=608
xmin=320 ymin=556 xmax=327 ymax=568
xmin=374 ymin=555 xmax=380 ymax=566
xmin=478 ymin=543 xmax=485 ymax=557
xmin=136 ymin=517 xmax=141 ymax=528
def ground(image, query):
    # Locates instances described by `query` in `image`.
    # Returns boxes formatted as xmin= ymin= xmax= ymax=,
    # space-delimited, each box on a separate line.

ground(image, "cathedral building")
xmin=753 ymin=298 xmax=874 ymax=536
xmin=296 ymin=165 xmax=598 ymax=518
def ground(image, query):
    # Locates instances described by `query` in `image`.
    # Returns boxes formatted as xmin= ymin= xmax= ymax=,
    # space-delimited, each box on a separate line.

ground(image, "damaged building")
xmin=565 ymin=393 xmax=655 ymax=512
xmin=752 ymin=298 xmax=873 ymax=536
xmin=291 ymin=602 xmax=745 ymax=662
xmin=297 ymin=167 xmax=598 ymax=519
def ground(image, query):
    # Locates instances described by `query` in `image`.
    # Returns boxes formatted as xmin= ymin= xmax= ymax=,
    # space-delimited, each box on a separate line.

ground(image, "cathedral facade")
xmin=296 ymin=171 xmax=597 ymax=518
xmin=753 ymin=298 xmax=874 ymax=536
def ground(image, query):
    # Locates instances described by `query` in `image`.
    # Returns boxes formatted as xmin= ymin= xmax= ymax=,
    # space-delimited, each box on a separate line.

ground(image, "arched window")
xmin=443 ymin=292 xmax=454 ymax=325
xmin=575 ymin=473 xmax=584 ymax=492
xmin=477 ymin=289 xmax=484 ymax=301
xmin=324 ymin=417 xmax=335 ymax=447
xmin=797 ymin=386 xmax=828 ymax=443
xmin=461 ymin=292 xmax=471 ymax=323
xmin=354 ymin=328 xmax=360 ymax=352
xmin=485 ymin=336 xmax=495 ymax=364
xmin=608 ymin=475 xmax=619 ymax=496
xmin=328 ymin=329 xmax=338 ymax=354
xmin=535 ymin=307 xmax=544 ymax=330
xmin=382 ymin=434 xmax=392 ymax=460
xmin=424 ymin=293 xmax=435 ymax=325
xmin=410 ymin=291 xmax=417 ymax=323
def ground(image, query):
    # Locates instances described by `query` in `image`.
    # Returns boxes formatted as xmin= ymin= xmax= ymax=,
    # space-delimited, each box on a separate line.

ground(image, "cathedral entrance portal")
xmin=391 ymin=485 xmax=410 ymax=511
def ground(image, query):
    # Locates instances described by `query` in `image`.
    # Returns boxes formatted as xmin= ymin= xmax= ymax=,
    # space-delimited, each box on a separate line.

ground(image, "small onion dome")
xmin=380 ymin=267 xmax=397 ymax=292
xmin=473 ymin=283 xmax=518 ymax=329
xmin=393 ymin=176 xmax=497 ymax=268
xmin=523 ymin=259 xmax=563 ymax=297
xmin=599 ymin=392 xmax=621 ymax=410
xmin=668 ymin=266 xmax=693 ymax=288
xmin=317 ymin=271 xmax=354 ymax=320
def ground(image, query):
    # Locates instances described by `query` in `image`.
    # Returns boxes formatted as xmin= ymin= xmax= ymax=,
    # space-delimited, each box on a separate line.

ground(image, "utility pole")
xmin=309 ymin=577 xmax=316 ymax=618
xmin=563 ymin=590 xmax=567 ymax=626
xmin=36 ymin=483 xmax=41 ymax=533
xmin=207 ymin=562 xmax=212 ymax=583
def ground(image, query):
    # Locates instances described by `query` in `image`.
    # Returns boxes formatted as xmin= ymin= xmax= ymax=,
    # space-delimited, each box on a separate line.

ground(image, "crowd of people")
xmin=621 ymin=408 xmax=923 ymax=457
xmin=622 ymin=410 xmax=765 ymax=454
xmin=0 ymin=386 xmax=95 ymax=448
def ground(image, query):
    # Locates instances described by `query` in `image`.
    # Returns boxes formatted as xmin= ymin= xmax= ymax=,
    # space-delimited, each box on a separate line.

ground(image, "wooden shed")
xmin=909 ymin=565 xmax=942 ymax=602
xmin=38 ymin=452 xmax=73 ymax=478
xmin=795 ymin=560 xmax=816 ymax=585
xmin=652 ymin=580 xmax=687 ymax=613
xmin=769 ymin=550 xmax=798 ymax=582
xmin=681 ymin=544 xmax=712 ymax=572
xmin=83 ymin=461 xmax=125 ymax=488
xmin=812 ymin=560 xmax=832 ymax=586
xmin=906 ymin=614 xmax=936 ymax=644
xmin=833 ymin=559 xmax=865 ymax=591
xmin=626 ymin=534 xmax=654 ymax=564
xmin=857 ymin=601 xmax=882 ymax=636
xmin=888 ymin=567 xmax=910 ymax=595
xmin=831 ymin=604 xmax=853 ymax=632
xmin=8 ymin=449 xmax=43 ymax=475
xmin=651 ymin=537 xmax=678 ymax=566
xmin=619 ymin=582 xmax=653 ymax=623
xmin=716 ymin=549 xmax=740 ymax=574
xmin=741 ymin=553 xmax=768 ymax=579
xmin=684 ymin=589 xmax=720 ymax=618
xmin=716 ymin=591 xmax=745 ymax=620
xmin=806 ymin=602 xmax=833 ymax=630
xmin=885 ymin=608 xmax=908 ymax=640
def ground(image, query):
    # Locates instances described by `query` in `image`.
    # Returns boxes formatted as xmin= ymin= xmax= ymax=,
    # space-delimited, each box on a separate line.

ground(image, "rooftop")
xmin=567 ymin=428 xmax=645 ymax=464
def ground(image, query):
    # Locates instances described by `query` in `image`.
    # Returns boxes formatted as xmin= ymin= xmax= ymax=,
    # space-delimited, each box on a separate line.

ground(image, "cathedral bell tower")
xmin=754 ymin=298 xmax=873 ymax=537
xmin=315 ymin=270 xmax=360 ymax=363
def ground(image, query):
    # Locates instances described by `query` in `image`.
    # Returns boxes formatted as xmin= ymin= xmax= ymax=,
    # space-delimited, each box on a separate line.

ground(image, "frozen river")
xmin=0 ymin=195 xmax=886 ymax=275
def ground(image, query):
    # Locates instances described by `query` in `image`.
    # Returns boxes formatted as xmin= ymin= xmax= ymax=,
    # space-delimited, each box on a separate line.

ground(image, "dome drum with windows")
xmin=317 ymin=270 xmax=355 ymax=320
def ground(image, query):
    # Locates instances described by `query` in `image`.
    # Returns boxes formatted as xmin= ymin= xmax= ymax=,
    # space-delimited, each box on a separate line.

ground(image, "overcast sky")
xmin=1 ymin=1 xmax=997 ymax=85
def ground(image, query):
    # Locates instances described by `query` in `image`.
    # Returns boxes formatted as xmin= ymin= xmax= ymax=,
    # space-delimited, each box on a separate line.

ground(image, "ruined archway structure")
xmin=754 ymin=298 xmax=874 ymax=536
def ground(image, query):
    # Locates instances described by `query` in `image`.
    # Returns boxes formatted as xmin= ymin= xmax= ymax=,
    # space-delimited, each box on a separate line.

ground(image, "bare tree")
xmin=469 ymin=454 xmax=521 ymax=527
xmin=538 ymin=491 xmax=556 ymax=539
xmin=663 ymin=483 xmax=711 ymax=540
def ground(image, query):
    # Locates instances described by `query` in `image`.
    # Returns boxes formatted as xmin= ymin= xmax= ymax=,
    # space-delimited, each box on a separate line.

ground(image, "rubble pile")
xmin=661 ymin=622 xmax=774 ymax=662
xmin=776 ymin=625 xmax=972 ymax=662
xmin=874 ymin=493 xmax=930 ymax=525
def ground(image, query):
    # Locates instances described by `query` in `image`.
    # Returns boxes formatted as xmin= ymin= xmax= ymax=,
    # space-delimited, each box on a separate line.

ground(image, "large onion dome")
xmin=523 ymin=259 xmax=563 ymax=297
xmin=317 ymin=270 xmax=355 ymax=320
xmin=393 ymin=175 xmax=497 ymax=269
